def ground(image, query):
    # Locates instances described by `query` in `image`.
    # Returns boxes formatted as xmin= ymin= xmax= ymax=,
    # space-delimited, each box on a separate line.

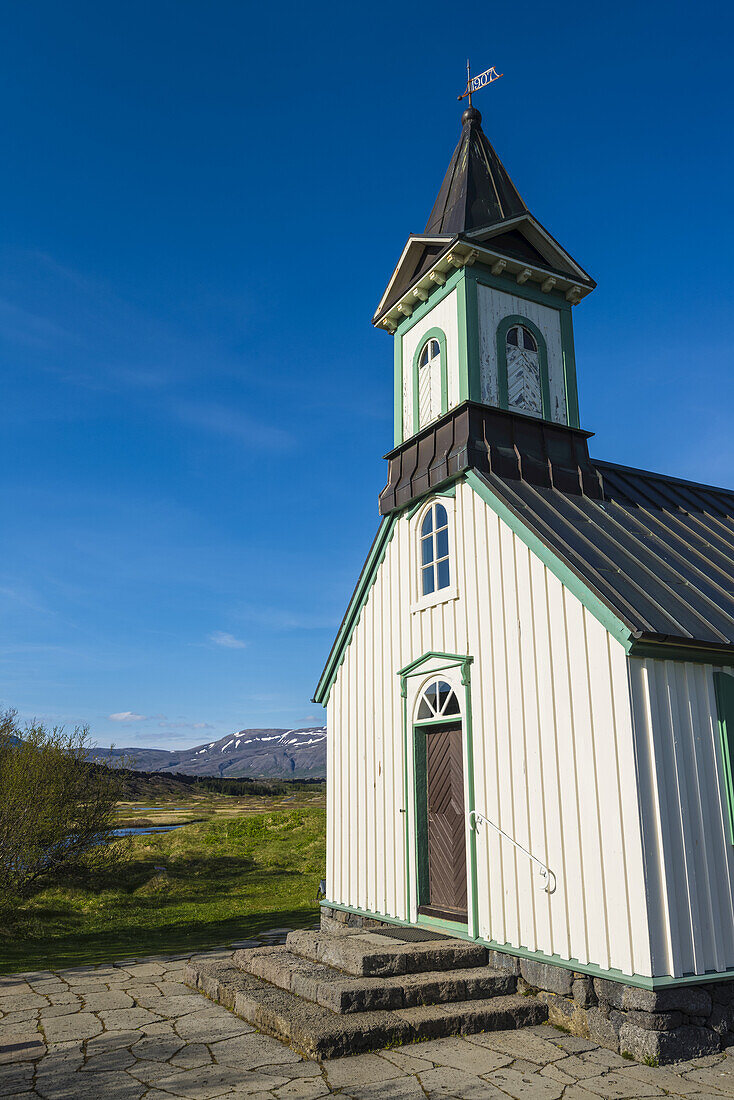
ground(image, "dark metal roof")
xmin=379 ymin=402 xmax=734 ymax=652
xmin=424 ymin=107 xmax=527 ymax=236
xmin=481 ymin=461 xmax=734 ymax=651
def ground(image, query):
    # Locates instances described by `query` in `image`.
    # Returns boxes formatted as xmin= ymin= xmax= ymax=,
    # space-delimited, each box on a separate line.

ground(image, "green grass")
xmin=0 ymin=805 xmax=325 ymax=974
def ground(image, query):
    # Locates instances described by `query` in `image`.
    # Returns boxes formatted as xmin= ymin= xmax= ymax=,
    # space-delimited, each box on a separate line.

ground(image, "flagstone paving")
xmin=2 ymin=945 xmax=734 ymax=1099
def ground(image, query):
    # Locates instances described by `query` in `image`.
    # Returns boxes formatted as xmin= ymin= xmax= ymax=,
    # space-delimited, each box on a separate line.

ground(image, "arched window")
xmin=416 ymin=679 xmax=461 ymax=721
xmin=505 ymin=323 xmax=542 ymax=417
xmin=417 ymin=337 xmax=442 ymax=427
xmin=420 ymin=501 xmax=450 ymax=596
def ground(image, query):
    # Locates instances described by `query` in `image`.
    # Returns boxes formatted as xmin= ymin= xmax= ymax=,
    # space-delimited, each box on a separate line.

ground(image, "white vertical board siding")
xmin=401 ymin=290 xmax=459 ymax=438
xmin=476 ymin=284 xmax=567 ymax=424
xmin=326 ymin=480 xmax=652 ymax=976
xmin=628 ymin=658 xmax=734 ymax=978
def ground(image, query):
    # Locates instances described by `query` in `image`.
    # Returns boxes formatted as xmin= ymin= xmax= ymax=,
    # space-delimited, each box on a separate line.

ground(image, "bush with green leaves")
xmin=0 ymin=710 xmax=127 ymax=896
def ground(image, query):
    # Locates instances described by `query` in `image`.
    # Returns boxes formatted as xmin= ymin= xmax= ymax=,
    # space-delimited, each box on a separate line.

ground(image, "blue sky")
xmin=1 ymin=1 xmax=732 ymax=749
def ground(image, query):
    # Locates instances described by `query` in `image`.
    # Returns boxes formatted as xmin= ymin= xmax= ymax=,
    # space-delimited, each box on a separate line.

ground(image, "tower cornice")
xmin=374 ymin=214 xmax=595 ymax=333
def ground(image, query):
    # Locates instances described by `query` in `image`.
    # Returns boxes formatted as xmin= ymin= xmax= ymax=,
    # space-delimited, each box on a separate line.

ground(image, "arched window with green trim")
xmin=496 ymin=315 xmax=551 ymax=421
xmin=412 ymin=327 xmax=448 ymax=432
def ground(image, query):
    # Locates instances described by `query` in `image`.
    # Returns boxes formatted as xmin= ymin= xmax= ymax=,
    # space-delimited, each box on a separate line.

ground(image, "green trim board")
xmin=417 ymin=912 xmax=469 ymax=935
xmin=402 ymin=689 xmax=410 ymax=918
xmin=714 ymin=670 xmax=734 ymax=845
xmin=399 ymin=650 xmax=474 ymax=685
xmin=320 ymin=900 xmax=734 ymax=990
xmin=312 ymin=513 xmax=399 ymax=705
xmin=465 ymin=272 xmax=480 ymax=403
xmin=454 ymin=269 xmax=480 ymax=405
xmin=412 ymin=327 xmax=448 ymax=432
xmin=456 ymin=271 xmax=469 ymax=404
xmin=413 ymin=728 xmax=430 ymax=906
xmin=559 ymin=308 xmax=580 ymax=428
xmin=495 ymin=314 xmax=552 ymax=420
xmin=394 ymin=332 xmax=403 ymax=446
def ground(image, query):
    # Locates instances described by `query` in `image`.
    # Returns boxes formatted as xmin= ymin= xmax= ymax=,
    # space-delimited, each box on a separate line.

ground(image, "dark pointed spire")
xmin=424 ymin=107 xmax=527 ymax=236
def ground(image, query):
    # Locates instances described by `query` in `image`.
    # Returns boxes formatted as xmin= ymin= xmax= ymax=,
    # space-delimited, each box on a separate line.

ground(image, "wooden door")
xmin=419 ymin=724 xmax=467 ymax=922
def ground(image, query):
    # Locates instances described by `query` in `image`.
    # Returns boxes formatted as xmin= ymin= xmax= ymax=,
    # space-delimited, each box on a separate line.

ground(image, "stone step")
xmin=285 ymin=928 xmax=488 ymax=977
xmin=234 ymin=945 xmax=516 ymax=1013
xmin=185 ymin=957 xmax=547 ymax=1060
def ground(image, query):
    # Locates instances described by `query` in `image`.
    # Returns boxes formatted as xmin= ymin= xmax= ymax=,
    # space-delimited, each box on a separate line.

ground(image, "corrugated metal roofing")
xmin=476 ymin=459 xmax=734 ymax=650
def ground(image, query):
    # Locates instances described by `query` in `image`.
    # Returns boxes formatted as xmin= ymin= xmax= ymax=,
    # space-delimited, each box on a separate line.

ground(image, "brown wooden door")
xmin=420 ymin=724 xmax=467 ymax=922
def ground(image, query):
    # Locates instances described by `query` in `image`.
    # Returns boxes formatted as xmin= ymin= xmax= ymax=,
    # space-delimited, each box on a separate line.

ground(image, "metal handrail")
xmin=469 ymin=809 xmax=556 ymax=894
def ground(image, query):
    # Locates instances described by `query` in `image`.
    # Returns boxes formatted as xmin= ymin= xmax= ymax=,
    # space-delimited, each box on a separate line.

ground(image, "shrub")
xmin=0 ymin=711 xmax=127 ymax=896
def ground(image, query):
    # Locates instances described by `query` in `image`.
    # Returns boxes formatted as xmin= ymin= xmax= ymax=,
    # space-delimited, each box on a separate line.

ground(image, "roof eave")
xmin=467 ymin=212 xmax=596 ymax=287
xmin=373 ymin=235 xmax=455 ymax=322
xmin=373 ymin=238 xmax=595 ymax=332
xmin=628 ymin=636 xmax=734 ymax=666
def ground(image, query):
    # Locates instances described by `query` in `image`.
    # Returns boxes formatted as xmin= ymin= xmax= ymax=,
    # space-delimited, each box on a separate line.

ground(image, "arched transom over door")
xmin=417 ymin=679 xmax=460 ymax=720
xmin=415 ymin=680 xmax=467 ymax=923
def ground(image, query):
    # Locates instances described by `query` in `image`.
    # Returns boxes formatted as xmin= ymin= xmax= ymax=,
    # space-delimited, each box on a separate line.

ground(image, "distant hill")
xmin=107 ymin=765 xmax=324 ymax=801
xmin=89 ymin=726 xmax=327 ymax=779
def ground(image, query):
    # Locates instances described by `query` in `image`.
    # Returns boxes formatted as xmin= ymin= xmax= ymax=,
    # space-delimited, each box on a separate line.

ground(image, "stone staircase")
xmin=184 ymin=926 xmax=548 ymax=1059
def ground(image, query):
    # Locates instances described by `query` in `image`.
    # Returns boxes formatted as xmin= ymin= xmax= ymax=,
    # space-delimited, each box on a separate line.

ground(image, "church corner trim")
xmin=312 ymin=511 xmax=399 ymax=706
xmin=394 ymin=335 xmax=404 ymax=446
xmin=714 ymin=670 xmax=734 ymax=845
xmin=464 ymin=470 xmax=634 ymax=651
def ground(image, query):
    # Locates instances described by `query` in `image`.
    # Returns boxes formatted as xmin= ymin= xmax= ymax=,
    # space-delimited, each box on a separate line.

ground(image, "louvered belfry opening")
xmin=420 ymin=724 xmax=468 ymax=922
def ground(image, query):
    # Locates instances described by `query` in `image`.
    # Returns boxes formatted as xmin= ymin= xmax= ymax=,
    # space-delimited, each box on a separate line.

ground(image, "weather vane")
xmin=458 ymin=59 xmax=503 ymax=107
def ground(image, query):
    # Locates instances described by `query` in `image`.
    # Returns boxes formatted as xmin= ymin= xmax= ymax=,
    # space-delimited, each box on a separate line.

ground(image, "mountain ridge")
xmin=89 ymin=726 xmax=326 ymax=779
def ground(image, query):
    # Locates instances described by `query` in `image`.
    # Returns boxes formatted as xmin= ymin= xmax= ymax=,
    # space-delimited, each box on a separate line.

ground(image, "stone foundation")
xmin=320 ymin=906 xmax=734 ymax=1064
xmin=320 ymin=905 xmax=392 ymax=934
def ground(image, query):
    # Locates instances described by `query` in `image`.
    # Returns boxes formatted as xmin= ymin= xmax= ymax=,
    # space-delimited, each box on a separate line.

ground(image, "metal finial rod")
xmin=458 ymin=62 xmax=503 ymax=103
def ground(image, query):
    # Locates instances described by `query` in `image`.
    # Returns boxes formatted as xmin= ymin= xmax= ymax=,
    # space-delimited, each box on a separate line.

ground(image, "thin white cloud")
xmin=235 ymin=605 xmax=338 ymax=631
xmin=208 ymin=631 xmax=247 ymax=650
xmin=157 ymin=720 xmax=215 ymax=730
xmin=108 ymin=711 xmax=146 ymax=722
xmin=176 ymin=402 xmax=293 ymax=449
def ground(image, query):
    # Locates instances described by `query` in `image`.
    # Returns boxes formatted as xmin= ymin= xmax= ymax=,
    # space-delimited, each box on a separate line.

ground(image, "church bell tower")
xmin=375 ymin=105 xmax=599 ymax=514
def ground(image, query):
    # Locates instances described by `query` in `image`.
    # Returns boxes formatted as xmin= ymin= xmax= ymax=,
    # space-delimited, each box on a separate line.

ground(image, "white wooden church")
xmin=314 ymin=103 xmax=734 ymax=994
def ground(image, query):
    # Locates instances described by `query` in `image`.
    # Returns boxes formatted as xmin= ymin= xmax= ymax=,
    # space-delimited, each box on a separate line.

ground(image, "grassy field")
xmin=0 ymin=794 xmax=326 ymax=974
xmin=112 ymin=787 xmax=324 ymax=827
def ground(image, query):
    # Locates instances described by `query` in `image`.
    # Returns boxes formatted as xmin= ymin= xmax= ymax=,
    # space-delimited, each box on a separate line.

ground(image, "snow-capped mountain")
xmin=90 ymin=726 xmax=327 ymax=778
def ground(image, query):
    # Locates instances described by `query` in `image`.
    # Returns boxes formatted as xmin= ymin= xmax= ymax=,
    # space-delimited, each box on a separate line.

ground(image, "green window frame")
xmin=714 ymin=670 xmax=734 ymax=844
xmin=412 ymin=327 xmax=448 ymax=432
xmin=496 ymin=314 xmax=551 ymax=420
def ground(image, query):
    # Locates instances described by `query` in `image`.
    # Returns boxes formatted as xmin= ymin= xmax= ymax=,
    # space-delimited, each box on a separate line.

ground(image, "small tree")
xmin=0 ymin=711 xmax=126 ymax=896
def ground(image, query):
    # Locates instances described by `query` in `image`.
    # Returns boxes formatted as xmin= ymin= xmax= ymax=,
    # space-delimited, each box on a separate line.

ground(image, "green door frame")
xmin=398 ymin=651 xmax=478 ymax=939
xmin=414 ymin=718 xmax=468 ymax=929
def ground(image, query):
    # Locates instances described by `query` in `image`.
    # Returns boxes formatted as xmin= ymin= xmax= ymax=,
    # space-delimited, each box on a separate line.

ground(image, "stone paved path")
xmin=3 ymin=948 xmax=734 ymax=1099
